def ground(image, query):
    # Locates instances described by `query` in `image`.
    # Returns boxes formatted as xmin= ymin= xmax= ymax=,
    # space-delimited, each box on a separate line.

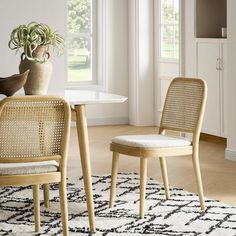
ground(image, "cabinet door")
xmin=220 ymin=42 xmax=227 ymax=137
xmin=196 ymin=41 xmax=221 ymax=136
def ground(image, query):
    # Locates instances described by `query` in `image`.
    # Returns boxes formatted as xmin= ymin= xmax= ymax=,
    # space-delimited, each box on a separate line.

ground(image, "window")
xmin=159 ymin=0 xmax=179 ymax=60
xmin=67 ymin=0 xmax=97 ymax=85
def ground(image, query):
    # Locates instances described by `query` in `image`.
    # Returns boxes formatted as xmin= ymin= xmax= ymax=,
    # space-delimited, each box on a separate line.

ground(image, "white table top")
xmin=0 ymin=90 xmax=128 ymax=108
xmin=65 ymin=90 xmax=128 ymax=108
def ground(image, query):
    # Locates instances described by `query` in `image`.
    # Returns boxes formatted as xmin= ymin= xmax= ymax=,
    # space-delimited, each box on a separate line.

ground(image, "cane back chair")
xmin=109 ymin=77 xmax=207 ymax=218
xmin=0 ymin=96 xmax=71 ymax=235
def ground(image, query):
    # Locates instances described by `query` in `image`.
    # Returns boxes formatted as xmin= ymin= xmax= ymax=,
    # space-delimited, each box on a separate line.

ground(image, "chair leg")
xmin=59 ymin=176 xmax=69 ymax=236
xmin=33 ymin=185 xmax=40 ymax=233
xmin=43 ymin=184 xmax=50 ymax=208
xmin=159 ymin=157 xmax=170 ymax=200
xmin=140 ymin=157 xmax=148 ymax=219
xmin=192 ymin=148 xmax=205 ymax=210
xmin=109 ymin=152 xmax=120 ymax=208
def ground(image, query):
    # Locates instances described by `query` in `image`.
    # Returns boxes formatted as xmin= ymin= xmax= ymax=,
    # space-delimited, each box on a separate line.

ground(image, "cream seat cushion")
xmin=0 ymin=160 xmax=59 ymax=176
xmin=112 ymin=135 xmax=191 ymax=148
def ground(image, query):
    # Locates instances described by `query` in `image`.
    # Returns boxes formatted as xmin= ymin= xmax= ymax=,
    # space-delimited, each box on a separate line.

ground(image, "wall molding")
xmin=97 ymin=0 xmax=109 ymax=91
xmin=128 ymin=0 xmax=154 ymax=126
xmin=129 ymin=0 xmax=139 ymax=125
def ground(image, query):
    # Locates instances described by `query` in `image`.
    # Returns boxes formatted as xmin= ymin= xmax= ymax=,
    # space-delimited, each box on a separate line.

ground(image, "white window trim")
xmin=154 ymin=0 xmax=183 ymax=126
xmin=66 ymin=0 xmax=108 ymax=91
xmin=159 ymin=0 xmax=180 ymax=63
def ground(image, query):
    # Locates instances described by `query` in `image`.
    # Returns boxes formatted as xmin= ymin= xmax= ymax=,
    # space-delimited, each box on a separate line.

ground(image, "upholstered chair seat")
xmin=112 ymin=135 xmax=191 ymax=148
xmin=0 ymin=160 xmax=59 ymax=175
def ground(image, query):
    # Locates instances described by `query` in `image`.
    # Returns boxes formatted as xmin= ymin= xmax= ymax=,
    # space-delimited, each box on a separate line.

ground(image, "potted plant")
xmin=8 ymin=22 xmax=65 ymax=95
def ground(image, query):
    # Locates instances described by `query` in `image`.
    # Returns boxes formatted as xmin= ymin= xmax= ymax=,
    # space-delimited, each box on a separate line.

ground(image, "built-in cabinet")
xmin=195 ymin=39 xmax=227 ymax=137
xmin=195 ymin=0 xmax=227 ymax=38
xmin=193 ymin=0 xmax=227 ymax=137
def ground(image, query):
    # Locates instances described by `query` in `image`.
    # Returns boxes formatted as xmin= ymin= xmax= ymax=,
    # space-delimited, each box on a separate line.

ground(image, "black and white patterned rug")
xmin=1 ymin=173 xmax=236 ymax=235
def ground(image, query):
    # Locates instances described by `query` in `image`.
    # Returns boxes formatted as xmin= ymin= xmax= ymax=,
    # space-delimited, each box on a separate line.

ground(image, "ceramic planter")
xmin=19 ymin=46 xmax=53 ymax=95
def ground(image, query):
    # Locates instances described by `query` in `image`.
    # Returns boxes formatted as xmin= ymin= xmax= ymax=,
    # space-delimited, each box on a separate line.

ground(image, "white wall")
xmin=0 ymin=0 xmax=67 ymax=94
xmin=0 ymin=0 xmax=129 ymax=125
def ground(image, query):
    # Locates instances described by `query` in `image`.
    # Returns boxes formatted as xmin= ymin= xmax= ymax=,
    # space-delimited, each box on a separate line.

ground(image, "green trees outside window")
xmin=160 ymin=0 xmax=179 ymax=60
xmin=68 ymin=0 xmax=93 ymax=82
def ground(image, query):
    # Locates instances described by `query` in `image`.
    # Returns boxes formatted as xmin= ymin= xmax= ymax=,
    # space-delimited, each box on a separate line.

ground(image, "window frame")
xmin=66 ymin=0 xmax=108 ymax=91
xmin=159 ymin=0 xmax=180 ymax=63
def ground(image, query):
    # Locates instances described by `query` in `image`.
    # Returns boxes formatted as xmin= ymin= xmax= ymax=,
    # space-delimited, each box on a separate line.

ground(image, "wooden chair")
xmin=109 ymin=77 xmax=207 ymax=218
xmin=0 ymin=96 xmax=71 ymax=235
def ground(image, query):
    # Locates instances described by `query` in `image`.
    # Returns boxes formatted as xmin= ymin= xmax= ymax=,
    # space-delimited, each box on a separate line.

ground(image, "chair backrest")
xmin=0 ymin=96 xmax=71 ymax=166
xmin=159 ymin=77 xmax=207 ymax=140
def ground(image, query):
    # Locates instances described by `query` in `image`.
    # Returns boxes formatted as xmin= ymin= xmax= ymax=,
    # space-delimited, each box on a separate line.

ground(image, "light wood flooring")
xmin=67 ymin=125 xmax=236 ymax=207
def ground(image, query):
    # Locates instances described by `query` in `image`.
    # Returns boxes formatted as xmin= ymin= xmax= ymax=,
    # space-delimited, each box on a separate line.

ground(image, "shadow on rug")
xmin=0 ymin=172 xmax=236 ymax=235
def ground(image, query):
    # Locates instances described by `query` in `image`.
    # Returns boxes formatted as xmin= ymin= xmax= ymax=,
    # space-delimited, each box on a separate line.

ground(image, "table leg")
xmin=75 ymin=105 xmax=95 ymax=232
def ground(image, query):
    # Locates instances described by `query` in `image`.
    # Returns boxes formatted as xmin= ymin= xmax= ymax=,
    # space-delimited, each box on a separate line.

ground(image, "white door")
xmin=196 ymin=41 xmax=221 ymax=136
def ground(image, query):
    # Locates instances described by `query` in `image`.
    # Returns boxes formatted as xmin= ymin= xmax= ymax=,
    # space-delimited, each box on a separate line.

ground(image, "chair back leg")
xmin=159 ymin=157 xmax=170 ymax=199
xmin=109 ymin=152 xmax=120 ymax=208
xmin=192 ymin=148 xmax=205 ymax=210
xmin=59 ymin=177 xmax=69 ymax=236
xmin=43 ymin=184 xmax=50 ymax=208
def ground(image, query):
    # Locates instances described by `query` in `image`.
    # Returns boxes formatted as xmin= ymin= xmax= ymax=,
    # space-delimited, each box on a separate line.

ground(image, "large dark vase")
xmin=19 ymin=46 xmax=53 ymax=95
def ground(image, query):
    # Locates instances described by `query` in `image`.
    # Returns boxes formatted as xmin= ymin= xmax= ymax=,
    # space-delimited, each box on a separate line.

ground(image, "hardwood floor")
xmin=67 ymin=125 xmax=236 ymax=207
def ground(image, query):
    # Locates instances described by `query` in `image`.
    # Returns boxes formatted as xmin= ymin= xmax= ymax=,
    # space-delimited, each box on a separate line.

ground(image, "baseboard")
xmin=88 ymin=117 xmax=129 ymax=126
xmin=71 ymin=116 xmax=129 ymax=127
xmin=200 ymin=133 xmax=227 ymax=145
xmin=225 ymin=148 xmax=236 ymax=162
xmin=71 ymin=109 xmax=129 ymax=126
xmin=129 ymin=121 xmax=156 ymax=126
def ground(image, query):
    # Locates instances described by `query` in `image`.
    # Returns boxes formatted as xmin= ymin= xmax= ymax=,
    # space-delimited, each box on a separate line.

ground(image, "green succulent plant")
xmin=8 ymin=22 xmax=65 ymax=62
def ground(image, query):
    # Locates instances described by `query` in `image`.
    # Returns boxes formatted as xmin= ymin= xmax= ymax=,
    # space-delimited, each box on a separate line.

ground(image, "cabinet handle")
xmin=219 ymin=58 xmax=223 ymax=70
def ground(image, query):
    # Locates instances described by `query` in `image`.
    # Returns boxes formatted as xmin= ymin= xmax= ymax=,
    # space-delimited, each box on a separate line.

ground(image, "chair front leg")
xmin=159 ymin=157 xmax=170 ymax=199
xmin=59 ymin=175 xmax=69 ymax=236
xmin=140 ymin=157 xmax=148 ymax=219
xmin=33 ymin=185 xmax=40 ymax=233
xmin=192 ymin=147 xmax=205 ymax=210
xmin=109 ymin=152 xmax=120 ymax=208
xmin=43 ymin=184 xmax=50 ymax=208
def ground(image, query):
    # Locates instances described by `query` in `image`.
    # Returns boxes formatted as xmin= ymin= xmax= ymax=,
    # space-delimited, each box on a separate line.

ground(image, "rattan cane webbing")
xmin=0 ymin=97 xmax=66 ymax=159
xmin=160 ymin=78 xmax=206 ymax=133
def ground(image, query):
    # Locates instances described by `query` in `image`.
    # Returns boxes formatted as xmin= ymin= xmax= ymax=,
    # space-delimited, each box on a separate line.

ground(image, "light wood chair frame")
xmin=0 ymin=96 xmax=71 ymax=235
xmin=109 ymin=77 xmax=207 ymax=218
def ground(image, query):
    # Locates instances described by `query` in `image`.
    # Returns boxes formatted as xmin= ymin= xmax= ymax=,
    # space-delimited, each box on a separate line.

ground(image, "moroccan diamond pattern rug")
xmin=1 ymin=173 xmax=236 ymax=235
